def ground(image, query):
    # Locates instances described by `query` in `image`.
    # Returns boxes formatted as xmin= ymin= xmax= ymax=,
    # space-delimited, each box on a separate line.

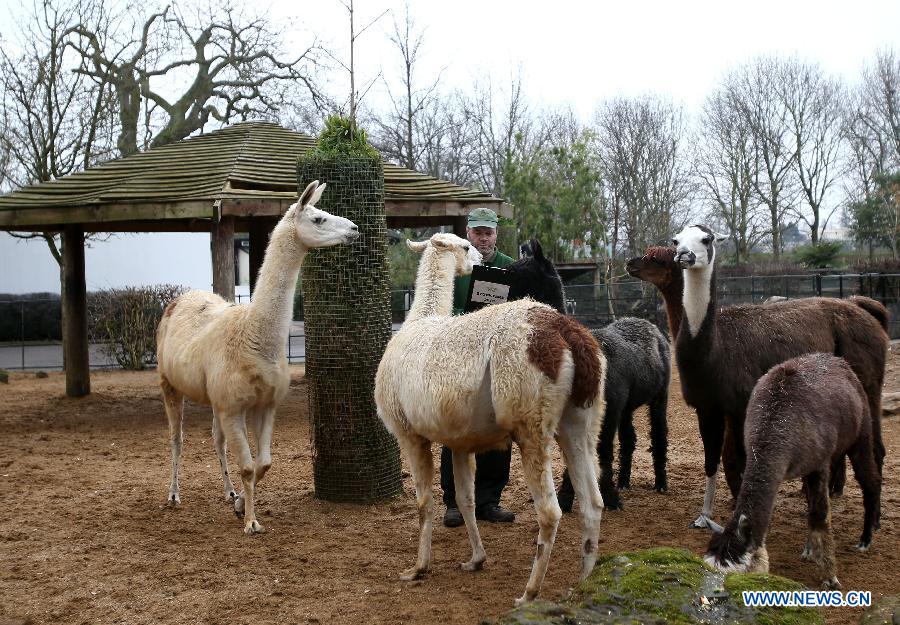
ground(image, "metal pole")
xmin=20 ymin=301 xmax=25 ymax=369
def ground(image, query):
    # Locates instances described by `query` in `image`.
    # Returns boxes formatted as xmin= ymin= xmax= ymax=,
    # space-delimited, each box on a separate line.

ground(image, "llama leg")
xmin=515 ymin=433 xmax=562 ymax=606
xmin=251 ymin=407 xmax=276 ymax=485
xmin=692 ymin=409 xmax=725 ymax=529
xmin=211 ymin=410 xmax=237 ymax=502
xmin=557 ymin=468 xmax=575 ymax=513
xmin=597 ymin=414 xmax=621 ymax=510
xmin=829 ymin=455 xmax=847 ymax=497
xmin=722 ymin=423 xmax=745 ymax=500
xmin=847 ymin=438 xmax=881 ymax=552
xmin=161 ymin=378 xmax=184 ymax=505
xmin=452 ymin=450 xmax=486 ymax=571
xmin=218 ymin=411 xmax=262 ymax=535
xmin=648 ymin=392 xmax=669 ymax=493
xmin=616 ymin=412 xmax=636 ymax=490
xmin=398 ymin=434 xmax=435 ymax=581
xmin=804 ymin=470 xmax=840 ymax=589
xmin=558 ymin=404 xmax=604 ymax=582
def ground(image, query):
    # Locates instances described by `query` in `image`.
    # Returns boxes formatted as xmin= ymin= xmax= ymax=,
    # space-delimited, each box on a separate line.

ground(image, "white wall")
xmin=0 ymin=231 xmax=218 ymax=294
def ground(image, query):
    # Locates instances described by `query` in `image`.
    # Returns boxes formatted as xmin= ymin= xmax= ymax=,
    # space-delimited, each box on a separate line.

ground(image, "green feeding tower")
xmin=298 ymin=116 xmax=402 ymax=503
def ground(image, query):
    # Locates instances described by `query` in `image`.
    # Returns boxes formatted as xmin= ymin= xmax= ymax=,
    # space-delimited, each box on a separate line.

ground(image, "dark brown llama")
xmin=669 ymin=225 xmax=888 ymax=530
xmin=705 ymin=353 xmax=881 ymax=589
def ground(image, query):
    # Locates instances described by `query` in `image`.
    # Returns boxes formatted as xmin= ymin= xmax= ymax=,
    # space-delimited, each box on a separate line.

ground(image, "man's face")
xmin=467 ymin=226 xmax=497 ymax=257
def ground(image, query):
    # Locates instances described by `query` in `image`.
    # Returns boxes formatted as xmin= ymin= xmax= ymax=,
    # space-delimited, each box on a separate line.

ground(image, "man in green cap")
xmin=441 ymin=206 xmax=517 ymax=527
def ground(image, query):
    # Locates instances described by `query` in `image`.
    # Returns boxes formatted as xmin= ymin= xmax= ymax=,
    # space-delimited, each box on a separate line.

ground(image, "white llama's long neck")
xmin=406 ymin=247 xmax=456 ymax=322
xmin=246 ymin=209 xmax=307 ymax=359
xmin=682 ymin=262 xmax=716 ymax=339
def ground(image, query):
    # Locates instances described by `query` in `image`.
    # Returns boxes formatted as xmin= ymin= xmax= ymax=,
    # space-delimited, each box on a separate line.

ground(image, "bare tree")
xmin=845 ymin=48 xmax=900 ymax=196
xmin=66 ymin=1 xmax=327 ymax=156
xmin=726 ymin=57 xmax=798 ymax=258
xmin=370 ymin=3 xmax=444 ymax=171
xmin=460 ymin=74 xmax=534 ymax=197
xmin=0 ymin=0 xmax=116 ymax=258
xmin=594 ymin=94 xmax=692 ymax=258
xmin=780 ymin=59 xmax=847 ymax=244
xmin=694 ymin=86 xmax=766 ymax=263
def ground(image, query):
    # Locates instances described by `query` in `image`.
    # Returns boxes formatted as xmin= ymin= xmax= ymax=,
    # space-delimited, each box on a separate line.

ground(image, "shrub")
xmin=88 ymin=284 xmax=185 ymax=370
xmin=793 ymin=241 xmax=843 ymax=268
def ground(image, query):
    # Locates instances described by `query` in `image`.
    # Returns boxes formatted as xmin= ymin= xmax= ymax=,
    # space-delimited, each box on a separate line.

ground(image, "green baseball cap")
xmin=467 ymin=207 xmax=498 ymax=228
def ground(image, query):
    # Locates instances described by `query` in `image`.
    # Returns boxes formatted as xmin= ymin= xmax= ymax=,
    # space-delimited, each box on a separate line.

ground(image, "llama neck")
xmin=730 ymin=451 xmax=789 ymax=549
xmin=681 ymin=263 xmax=717 ymax=340
xmin=658 ymin=275 xmax=685 ymax=339
xmin=406 ymin=248 xmax=456 ymax=321
xmin=246 ymin=211 xmax=307 ymax=359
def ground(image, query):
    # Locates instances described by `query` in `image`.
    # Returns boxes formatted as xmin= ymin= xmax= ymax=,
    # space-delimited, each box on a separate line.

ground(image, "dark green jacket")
xmin=452 ymin=249 xmax=515 ymax=315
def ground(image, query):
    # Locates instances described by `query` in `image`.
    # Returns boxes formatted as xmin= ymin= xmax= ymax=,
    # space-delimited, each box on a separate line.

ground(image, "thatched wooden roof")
xmin=0 ymin=121 xmax=509 ymax=230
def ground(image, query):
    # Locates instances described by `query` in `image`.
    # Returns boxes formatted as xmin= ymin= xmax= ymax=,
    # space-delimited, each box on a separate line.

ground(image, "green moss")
xmin=724 ymin=574 xmax=823 ymax=625
xmin=573 ymin=548 xmax=709 ymax=625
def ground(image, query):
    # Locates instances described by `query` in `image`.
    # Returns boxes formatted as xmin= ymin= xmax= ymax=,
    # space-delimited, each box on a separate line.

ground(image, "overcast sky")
xmin=2 ymin=0 xmax=899 ymax=294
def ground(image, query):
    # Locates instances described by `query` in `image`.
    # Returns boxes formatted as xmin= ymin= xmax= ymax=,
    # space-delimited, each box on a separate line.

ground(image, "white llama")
xmin=156 ymin=180 xmax=358 ymax=535
xmin=375 ymin=233 xmax=606 ymax=605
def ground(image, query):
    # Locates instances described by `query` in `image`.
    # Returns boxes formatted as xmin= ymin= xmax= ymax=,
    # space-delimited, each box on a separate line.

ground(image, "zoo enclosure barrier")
xmin=3 ymin=272 xmax=900 ymax=370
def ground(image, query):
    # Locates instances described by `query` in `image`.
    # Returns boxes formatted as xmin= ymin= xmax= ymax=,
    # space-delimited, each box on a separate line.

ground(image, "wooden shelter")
xmin=0 ymin=122 xmax=511 ymax=396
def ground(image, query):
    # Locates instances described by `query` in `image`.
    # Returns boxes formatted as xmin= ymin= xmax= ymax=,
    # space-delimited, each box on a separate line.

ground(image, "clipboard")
xmin=464 ymin=265 xmax=517 ymax=313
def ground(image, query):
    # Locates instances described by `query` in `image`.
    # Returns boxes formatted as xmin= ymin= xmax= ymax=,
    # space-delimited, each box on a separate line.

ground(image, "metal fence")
xmin=3 ymin=272 xmax=900 ymax=370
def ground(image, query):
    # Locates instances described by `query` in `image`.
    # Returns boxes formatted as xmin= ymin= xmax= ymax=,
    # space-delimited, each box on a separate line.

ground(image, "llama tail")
xmin=849 ymin=296 xmax=889 ymax=333
xmin=557 ymin=316 xmax=603 ymax=408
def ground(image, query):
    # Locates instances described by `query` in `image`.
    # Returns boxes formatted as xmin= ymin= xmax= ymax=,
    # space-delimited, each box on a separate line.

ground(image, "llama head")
xmin=704 ymin=513 xmax=769 ymax=574
xmin=291 ymin=180 xmax=360 ymax=249
xmin=672 ymin=225 xmax=727 ymax=269
xmin=507 ymin=239 xmax=565 ymax=313
xmin=626 ymin=246 xmax=678 ymax=287
xmin=406 ymin=232 xmax=481 ymax=275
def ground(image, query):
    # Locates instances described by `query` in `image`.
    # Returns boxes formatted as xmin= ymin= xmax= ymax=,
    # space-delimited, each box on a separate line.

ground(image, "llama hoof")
xmin=855 ymin=541 xmax=870 ymax=553
xmin=653 ymin=479 xmax=668 ymax=493
xmin=225 ymin=490 xmax=238 ymax=503
xmin=399 ymin=566 xmax=426 ymax=581
xmin=690 ymin=514 xmax=714 ymax=530
xmin=243 ymin=520 xmax=264 ymax=535
xmin=233 ymin=494 xmax=245 ymax=516
xmin=514 ymin=592 xmax=535 ymax=607
xmin=822 ymin=577 xmax=841 ymax=590
xmin=800 ymin=546 xmax=813 ymax=561
xmin=461 ymin=559 xmax=485 ymax=572
xmin=167 ymin=493 xmax=181 ymax=506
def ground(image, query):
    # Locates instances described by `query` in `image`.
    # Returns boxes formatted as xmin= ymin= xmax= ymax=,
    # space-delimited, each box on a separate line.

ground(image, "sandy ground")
xmin=1 ymin=351 xmax=898 ymax=625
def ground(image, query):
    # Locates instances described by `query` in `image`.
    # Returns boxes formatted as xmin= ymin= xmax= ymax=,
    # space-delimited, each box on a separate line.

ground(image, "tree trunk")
xmin=298 ymin=156 xmax=402 ymax=503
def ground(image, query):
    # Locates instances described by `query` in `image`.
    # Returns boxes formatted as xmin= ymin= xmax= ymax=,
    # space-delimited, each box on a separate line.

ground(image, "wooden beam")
xmin=212 ymin=215 xmax=235 ymax=301
xmin=249 ymin=216 xmax=277 ymax=295
xmin=62 ymin=225 xmax=90 ymax=397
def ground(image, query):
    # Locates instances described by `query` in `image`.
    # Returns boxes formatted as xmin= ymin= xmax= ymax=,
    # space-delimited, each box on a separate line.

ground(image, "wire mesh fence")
xmin=4 ymin=272 xmax=900 ymax=371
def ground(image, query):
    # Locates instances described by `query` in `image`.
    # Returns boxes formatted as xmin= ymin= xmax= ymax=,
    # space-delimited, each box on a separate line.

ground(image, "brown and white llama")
xmin=156 ymin=181 xmax=359 ymax=535
xmin=705 ymin=353 xmax=881 ymax=589
xmin=375 ymin=233 xmax=606 ymax=606
xmin=671 ymin=225 xmax=888 ymax=530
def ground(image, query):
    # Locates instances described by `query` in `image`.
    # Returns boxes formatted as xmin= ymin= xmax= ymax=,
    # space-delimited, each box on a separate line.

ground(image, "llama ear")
xmin=531 ymin=239 xmax=545 ymax=261
xmin=736 ymin=514 xmax=750 ymax=541
xmin=298 ymin=180 xmax=320 ymax=209
xmin=406 ymin=240 xmax=428 ymax=253
xmin=714 ymin=231 xmax=729 ymax=243
xmin=430 ymin=237 xmax=450 ymax=250
xmin=309 ymin=182 xmax=327 ymax=206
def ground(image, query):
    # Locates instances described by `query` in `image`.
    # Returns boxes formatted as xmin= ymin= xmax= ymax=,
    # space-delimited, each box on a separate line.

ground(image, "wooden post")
xmin=249 ymin=217 xmax=277 ymax=296
xmin=452 ymin=215 xmax=467 ymax=238
xmin=211 ymin=216 xmax=235 ymax=301
xmin=62 ymin=224 xmax=90 ymax=397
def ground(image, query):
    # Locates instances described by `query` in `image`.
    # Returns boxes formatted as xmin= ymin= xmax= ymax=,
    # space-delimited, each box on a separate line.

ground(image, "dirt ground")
xmin=1 ymin=350 xmax=898 ymax=625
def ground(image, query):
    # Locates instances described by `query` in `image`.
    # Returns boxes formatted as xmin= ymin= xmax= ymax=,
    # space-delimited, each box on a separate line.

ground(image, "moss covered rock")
xmin=496 ymin=548 xmax=822 ymax=625
xmin=858 ymin=594 xmax=899 ymax=624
